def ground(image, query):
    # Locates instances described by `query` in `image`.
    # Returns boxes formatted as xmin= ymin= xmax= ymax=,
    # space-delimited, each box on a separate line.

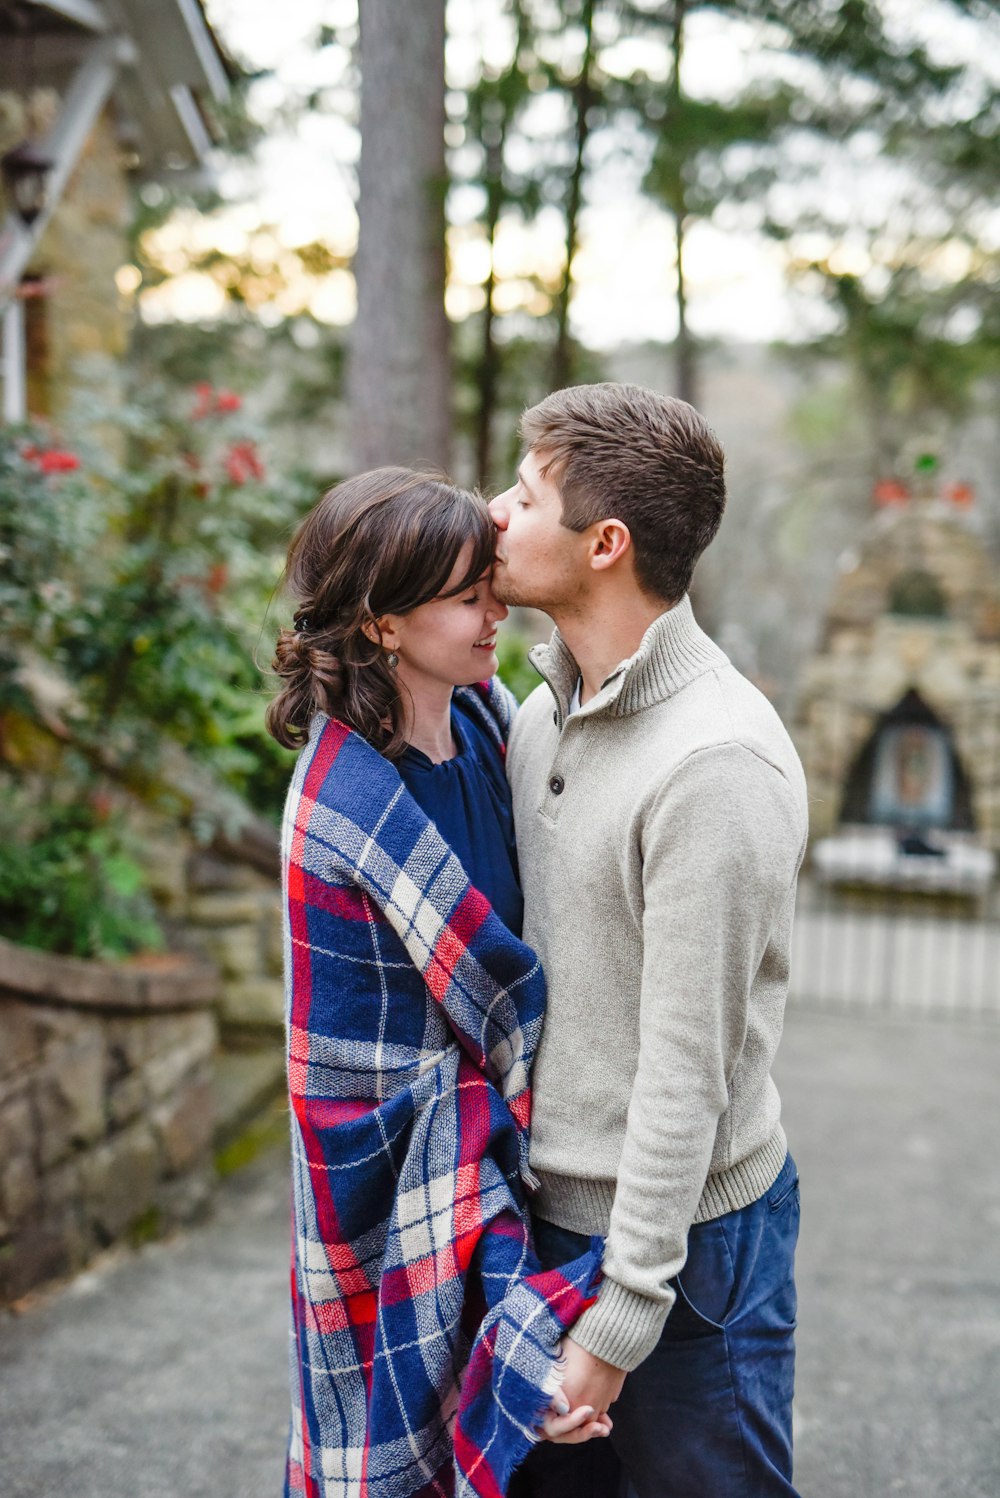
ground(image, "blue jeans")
xmin=510 ymin=1154 xmax=801 ymax=1498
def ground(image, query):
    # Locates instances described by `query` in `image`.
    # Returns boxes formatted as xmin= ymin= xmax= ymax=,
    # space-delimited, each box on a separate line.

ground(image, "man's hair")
xmin=520 ymin=383 xmax=726 ymax=603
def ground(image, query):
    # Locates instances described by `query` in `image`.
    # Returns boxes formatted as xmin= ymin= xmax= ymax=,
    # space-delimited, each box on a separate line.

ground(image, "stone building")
xmin=0 ymin=0 xmax=232 ymax=423
xmin=795 ymin=476 xmax=1000 ymax=889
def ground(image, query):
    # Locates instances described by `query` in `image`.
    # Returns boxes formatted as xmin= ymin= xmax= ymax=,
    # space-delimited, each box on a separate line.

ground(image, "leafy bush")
xmin=496 ymin=629 xmax=542 ymax=704
xmin=0 ymin=779 xmax=162 ymax=959
xmin=0 ymin=389 xmax=312 ymax=956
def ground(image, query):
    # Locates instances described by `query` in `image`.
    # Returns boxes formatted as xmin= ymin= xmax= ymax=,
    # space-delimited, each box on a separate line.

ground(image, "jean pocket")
xmin=766 ymin=1161 xmax=800 ymax=1214
xmin=665 ymin=1277 xmax=727 ymax=1339
xmin=665 ymin=1219 xmax=735 ymax=1338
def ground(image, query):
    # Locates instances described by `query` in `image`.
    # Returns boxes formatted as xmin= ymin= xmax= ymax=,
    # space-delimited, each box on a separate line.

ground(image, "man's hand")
xmin=553 ymin=1336 xmax=626 ymax=1420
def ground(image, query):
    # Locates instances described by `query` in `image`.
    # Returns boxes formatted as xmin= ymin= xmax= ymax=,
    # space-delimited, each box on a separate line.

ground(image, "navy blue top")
xmin=397 ymin=697 xmax=524 ymax=938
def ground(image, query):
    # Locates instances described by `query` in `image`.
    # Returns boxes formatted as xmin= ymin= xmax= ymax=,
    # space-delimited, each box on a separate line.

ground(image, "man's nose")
xmin=488 ymin=492 xmax=510 ymax=529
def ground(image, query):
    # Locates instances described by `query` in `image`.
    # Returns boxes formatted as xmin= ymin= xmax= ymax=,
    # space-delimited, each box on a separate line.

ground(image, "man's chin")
xmin=492 ymin=568 xmax=531 ymax=609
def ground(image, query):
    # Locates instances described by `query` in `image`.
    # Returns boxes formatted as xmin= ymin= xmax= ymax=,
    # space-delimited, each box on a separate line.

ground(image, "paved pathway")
xmin=2 ymin=1007 xmax=999 ymax=1497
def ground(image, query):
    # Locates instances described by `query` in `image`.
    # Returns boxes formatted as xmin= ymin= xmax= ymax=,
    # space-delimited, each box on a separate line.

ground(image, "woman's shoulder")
xmin=453 ymin=677 xmax=519 ymax=751
xmin=292 ymin=712 xmax=402 ymax=819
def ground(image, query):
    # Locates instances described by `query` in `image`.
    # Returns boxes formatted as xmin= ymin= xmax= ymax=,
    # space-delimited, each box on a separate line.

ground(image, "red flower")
xmin=224 ymin=440 xmax=265 ymax=485
xmin=42 ymin=451 xmax=80 ymax=473
xmin=191 ymin=383 xmax=243 ymax=419
xmin=22 ymin=444 xmax=81 ymax=473
xmin=872 ymin=478 xmax=910 ymax=508
xmin=205 ymin=563 xmax=229 ymax=594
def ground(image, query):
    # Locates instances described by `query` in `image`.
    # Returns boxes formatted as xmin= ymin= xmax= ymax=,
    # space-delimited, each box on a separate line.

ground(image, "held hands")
xmin=541 ymin=1336 xmax=626 ymax=1444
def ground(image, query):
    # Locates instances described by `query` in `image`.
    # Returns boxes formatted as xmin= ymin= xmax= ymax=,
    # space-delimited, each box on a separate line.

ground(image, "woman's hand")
xmin=540 ymin=1404 xmax=613 ymax=1444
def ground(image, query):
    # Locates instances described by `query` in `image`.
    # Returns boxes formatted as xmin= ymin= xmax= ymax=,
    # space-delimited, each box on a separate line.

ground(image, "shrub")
xmin=0 ymin=391 xmax=311 ymax=956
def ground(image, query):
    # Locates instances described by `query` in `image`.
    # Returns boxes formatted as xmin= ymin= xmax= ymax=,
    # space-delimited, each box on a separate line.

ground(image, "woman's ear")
xmin=365 ymin=613 xmax=402 ymax=651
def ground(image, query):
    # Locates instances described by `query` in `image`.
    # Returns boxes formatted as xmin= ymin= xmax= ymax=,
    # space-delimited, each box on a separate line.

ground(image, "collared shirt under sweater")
xmin=507 ymin=594 xmax=809 ymax=1372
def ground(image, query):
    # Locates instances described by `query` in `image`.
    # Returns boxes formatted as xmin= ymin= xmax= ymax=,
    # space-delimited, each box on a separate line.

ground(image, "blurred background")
xmin=1 ymin=2 xmax=999 ymax=1493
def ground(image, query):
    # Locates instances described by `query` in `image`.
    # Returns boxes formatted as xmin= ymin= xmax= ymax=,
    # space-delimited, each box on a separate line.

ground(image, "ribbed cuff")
xmin=568 ymin=1277 xmax=672 ymax=1372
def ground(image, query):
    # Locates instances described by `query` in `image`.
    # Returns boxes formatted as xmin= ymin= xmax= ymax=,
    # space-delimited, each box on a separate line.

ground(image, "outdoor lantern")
xmin=1 ymin=140 xmax=54 ymax=226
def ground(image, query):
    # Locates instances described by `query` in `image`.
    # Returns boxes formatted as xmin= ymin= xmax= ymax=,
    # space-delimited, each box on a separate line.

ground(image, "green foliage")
xmin=0 ymin=394 xmax=311 ymax=957
xmin=2 ymin=396 xmax=307 ymax=801
xmin=0 ymin=780 xmax=163 ymax=959
xmin=496 ymin=628 xmax=542 ymax=703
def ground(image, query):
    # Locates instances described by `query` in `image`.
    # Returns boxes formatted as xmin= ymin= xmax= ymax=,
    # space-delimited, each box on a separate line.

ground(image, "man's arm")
xmin=558 ymin=743 xmax=805 ymax=1402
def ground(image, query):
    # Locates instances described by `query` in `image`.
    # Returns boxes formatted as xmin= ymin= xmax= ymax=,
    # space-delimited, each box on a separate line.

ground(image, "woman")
xmin=266 ymin=468 xmax=606 ymax=1498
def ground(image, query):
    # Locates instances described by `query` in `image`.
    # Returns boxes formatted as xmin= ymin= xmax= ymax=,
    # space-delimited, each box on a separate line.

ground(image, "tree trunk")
xmin=477 ymin=150 xmax=503 ymax=485
xmin=674 ymin=205 xmax=697 ymax=407
xmin=349 ymin=0 xmax=451 ymax=472
xmin=669 ymin=0 xmax=697 ymax=408
xmin=551 ymin=0 xmax=596 ymax=392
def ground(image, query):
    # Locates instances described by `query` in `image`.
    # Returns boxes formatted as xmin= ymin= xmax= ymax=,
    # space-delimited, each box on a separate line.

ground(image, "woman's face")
xmin=379 ymin=540 xmax=509 ymax=691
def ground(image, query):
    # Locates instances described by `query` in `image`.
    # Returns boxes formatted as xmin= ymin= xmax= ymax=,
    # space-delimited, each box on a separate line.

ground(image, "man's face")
xmin=488 ymin=449 xmax=589 ymax=612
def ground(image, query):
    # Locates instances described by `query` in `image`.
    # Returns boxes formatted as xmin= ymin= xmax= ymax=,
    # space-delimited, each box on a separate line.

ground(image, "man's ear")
xmin=589 ymin=519 xmax=632 ymax=573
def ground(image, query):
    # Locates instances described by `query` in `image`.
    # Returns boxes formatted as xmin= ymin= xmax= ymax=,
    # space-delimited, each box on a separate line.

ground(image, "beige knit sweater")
xmin=507 ymin=596 xmax=808 ymax=1371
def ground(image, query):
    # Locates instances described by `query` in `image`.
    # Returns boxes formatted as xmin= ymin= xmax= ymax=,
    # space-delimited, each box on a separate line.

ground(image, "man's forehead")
xmin=520 ymin=448 xmax=561 ymax=488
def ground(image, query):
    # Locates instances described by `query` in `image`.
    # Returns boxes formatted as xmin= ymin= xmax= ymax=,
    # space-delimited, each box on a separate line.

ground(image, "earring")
xmin=386 ymin=651 xmax=399 ymax=671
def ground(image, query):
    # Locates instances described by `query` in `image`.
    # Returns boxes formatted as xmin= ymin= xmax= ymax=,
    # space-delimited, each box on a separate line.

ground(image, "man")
xmin=489 ymin=383 xmax=808 ymax=1498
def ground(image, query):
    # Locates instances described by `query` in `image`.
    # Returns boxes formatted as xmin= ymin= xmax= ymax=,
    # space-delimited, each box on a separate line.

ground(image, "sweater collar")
xmin=528 ymin=593 xmax=729 ymax=721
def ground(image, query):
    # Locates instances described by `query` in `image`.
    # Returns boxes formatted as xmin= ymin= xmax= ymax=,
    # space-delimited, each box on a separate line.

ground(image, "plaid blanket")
xmin=281 ymin=680 xmax=602 ymax=1498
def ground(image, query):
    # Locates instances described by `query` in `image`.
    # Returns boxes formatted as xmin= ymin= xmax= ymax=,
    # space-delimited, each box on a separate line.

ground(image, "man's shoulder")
xmin=638 ymin=685 xmax=807 ymax=861
xmin=648 ymin=663 xmax=806 ymax=803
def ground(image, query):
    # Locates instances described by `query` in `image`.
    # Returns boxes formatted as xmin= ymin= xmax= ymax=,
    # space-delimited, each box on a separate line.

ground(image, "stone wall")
xmin=0 ymin=940 xmax=219 ymax=1306
xmin=140 ymin=827 xmax=285 ymax=1034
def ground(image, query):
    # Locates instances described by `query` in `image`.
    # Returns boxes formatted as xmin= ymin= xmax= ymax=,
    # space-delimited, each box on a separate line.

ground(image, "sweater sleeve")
xmin=568 ymin=742 xmax=805 ymax=1370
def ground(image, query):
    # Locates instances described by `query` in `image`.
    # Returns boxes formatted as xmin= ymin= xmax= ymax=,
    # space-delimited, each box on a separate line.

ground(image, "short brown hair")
xmin=265 ymin=468 xmax=493 ymax=757
xmin=520 ymin=383 xmax=726 ymax=602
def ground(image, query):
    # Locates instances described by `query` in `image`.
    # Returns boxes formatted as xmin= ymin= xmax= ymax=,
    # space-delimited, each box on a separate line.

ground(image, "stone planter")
xmin=0 ymin=938 xmax=220 ymax=1306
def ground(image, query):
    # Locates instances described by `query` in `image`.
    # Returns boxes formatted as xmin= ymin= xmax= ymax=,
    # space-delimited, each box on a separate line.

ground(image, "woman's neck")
xmin=395 ymin=667 xmax=457 ymax=762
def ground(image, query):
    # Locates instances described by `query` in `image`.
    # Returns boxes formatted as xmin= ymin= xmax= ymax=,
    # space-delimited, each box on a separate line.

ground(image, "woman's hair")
xmin=266 ymin=467 xmax=494 ymax=758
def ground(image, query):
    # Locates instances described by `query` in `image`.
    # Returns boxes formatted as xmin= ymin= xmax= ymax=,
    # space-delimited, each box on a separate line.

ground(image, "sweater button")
xmin=549 ymin=775 xmax=565 ymax=795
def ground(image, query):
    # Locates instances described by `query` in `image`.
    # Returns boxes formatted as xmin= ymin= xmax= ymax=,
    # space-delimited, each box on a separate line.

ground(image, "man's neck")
xmin=553 ymin=590 xmax=674 ymax=704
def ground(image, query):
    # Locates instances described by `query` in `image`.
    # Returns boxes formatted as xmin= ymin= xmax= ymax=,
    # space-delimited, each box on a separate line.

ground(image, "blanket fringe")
xmin=524 ymin=1350 xmax=568 ymax=1448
